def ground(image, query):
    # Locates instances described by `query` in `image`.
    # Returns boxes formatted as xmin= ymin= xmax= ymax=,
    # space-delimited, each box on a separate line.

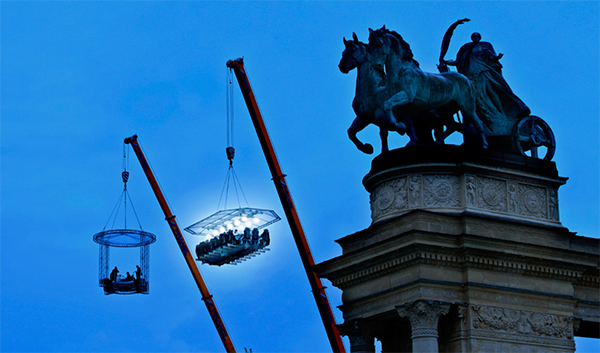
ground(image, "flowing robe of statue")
xmin=450 ymin=35 xmax=530 ymax=136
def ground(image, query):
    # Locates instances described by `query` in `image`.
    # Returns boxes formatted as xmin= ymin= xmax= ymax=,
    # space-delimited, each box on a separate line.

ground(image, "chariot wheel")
xmin=512 ymin=116 xmax=555 ymax=160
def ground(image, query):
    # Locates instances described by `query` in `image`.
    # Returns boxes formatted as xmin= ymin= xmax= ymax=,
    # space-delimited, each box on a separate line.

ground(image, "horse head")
xmin=368 ymin=26 xmax=420 ymax=71
xmin=339 ymin=33 xmax=368 ymax=74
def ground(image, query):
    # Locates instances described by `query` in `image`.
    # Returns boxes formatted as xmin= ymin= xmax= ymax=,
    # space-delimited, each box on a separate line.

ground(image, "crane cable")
xmin=226 ymin=68 xmax=235 ymax=158
xmin=217 ymin=68 xmax=249 ymax=211
xmin=122 ymin=143 xmax=129 ymax=229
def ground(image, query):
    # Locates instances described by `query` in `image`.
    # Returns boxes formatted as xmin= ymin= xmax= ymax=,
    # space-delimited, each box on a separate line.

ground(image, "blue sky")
xmin=2 ymin=1 xmax=598 ymax=352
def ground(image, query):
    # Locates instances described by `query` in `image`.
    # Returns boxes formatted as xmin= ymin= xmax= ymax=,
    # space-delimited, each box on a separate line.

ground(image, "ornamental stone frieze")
xmin=423 ymin=175 xmax=461 ymax=208
xmin=327 ymin=243 xmax=587 ymax=290
xmin=469 ymin=304 xmax=576 ymax=349
xmin=363 ymin=146 xmax=566 ymax=226
xmin=369 ymin=171 xmax=560 ymax=225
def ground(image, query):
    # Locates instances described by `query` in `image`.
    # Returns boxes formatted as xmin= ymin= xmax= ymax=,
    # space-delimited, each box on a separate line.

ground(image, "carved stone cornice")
xmin=338 ymin=277 xmax=589 ymax=323
xmin=324 ymin=241 xmax=592 ymax=290
xmin=462 ymin=253 xmax=587 ymax=283
xmin=467 ymin=287 xmax=576 ymax=313
xmin=328 ymin=244 xmax=463 ymax=289
xmin=576 ymin=269 xmax=600 ymax=287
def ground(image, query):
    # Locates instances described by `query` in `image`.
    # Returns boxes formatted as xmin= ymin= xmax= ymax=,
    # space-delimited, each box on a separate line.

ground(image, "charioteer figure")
xmin=442 ymin=32 xmax=530 ymax=136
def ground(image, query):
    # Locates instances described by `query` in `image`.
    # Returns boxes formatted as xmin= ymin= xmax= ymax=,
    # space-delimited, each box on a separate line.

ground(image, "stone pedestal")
xmin=316 ymin=146 xmax=599 ymax=352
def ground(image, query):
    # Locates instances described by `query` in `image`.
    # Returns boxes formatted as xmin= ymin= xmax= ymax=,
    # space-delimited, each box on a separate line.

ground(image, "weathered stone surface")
xmin=315 ymin=146 xmax=599 ymax=352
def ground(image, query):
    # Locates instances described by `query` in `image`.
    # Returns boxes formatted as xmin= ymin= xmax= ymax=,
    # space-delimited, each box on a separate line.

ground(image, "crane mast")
xmin=124 ymin=135 xmax=236 ymax=353
xmin=226 ymin=58 xmax=346 ymax=353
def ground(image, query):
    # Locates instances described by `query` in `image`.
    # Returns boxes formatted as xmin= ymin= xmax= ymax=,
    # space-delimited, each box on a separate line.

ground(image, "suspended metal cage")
xmin=94 ymin=230 xmax=156 ymax=295
xmin=93 ymin=145 xmax=157 ymax=295
xmin=184 ymin=208 xmax=280 ymax=266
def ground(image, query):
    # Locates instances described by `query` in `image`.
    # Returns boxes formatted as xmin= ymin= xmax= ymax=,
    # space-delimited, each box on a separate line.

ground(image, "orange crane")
xmin=124 ymin=135 xmax=236 ymax=353
xmin=226 ymin=58 xmax=346 ymax=353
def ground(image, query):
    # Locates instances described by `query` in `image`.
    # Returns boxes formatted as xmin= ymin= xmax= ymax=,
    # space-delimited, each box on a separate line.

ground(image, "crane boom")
xmin=226 ymin=58 xmax=346 ymax=353
xmin=124 ymin=135 xmax=236 ymax=353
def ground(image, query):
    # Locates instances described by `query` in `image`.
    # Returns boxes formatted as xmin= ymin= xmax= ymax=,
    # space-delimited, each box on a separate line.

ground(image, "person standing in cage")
xmin=134 ymin=265 xmax=141 ymax=289
xmin=110 ymin=266 xmax=119 ymax=282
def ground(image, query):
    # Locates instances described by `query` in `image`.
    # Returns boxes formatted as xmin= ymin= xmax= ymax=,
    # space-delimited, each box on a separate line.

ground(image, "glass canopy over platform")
xmin=184 ymin=207 xmax=280 ymax=237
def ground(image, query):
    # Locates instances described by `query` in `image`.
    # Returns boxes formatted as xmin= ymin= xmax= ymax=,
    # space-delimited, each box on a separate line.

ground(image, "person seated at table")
xmin=243 ymin=227 xmax=251 ymax=244
xmin=260 ymin=229 xmax=270 ymax=246
xmin=196 ymin=243 xmax=205 ymax=257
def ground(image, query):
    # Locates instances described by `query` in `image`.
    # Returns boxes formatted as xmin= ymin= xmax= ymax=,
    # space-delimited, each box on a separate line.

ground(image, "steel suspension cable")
xmin=219 ymin=67 xmax=250 ymax=211
xmin=227 ymin=68 xmax=235 ymax=149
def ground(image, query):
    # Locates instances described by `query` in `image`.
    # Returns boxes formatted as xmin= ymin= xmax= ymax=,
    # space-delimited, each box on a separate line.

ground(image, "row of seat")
xmin=196 ymin=227 xmax=270 ymax=258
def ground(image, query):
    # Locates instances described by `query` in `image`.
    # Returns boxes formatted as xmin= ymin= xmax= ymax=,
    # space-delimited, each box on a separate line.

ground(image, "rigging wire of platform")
xmin=217 ymin=164 xmax=249 ymax=211
xmin=102 ymin=143 xmax=144 ymax=232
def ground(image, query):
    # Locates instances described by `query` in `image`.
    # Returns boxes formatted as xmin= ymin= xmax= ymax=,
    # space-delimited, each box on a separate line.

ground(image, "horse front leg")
xmin=376 ymin=107 xmax=407 ymax=136
xmin=348 ymin=116 xmax=374 ymax=154
xmin=381 ymin=91 xmax=412 ymax=135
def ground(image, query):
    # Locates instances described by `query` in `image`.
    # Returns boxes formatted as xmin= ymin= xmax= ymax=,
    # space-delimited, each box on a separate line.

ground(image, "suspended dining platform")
xmin=184 ymin=207 xmax=280 ymax=266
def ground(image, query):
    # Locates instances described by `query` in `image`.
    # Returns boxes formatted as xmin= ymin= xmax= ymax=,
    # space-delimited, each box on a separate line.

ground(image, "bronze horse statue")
xmin=339 ymin=33 xmax=409 ymax=154
xmin=368 ymin=26 xmax=489 ymax=148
